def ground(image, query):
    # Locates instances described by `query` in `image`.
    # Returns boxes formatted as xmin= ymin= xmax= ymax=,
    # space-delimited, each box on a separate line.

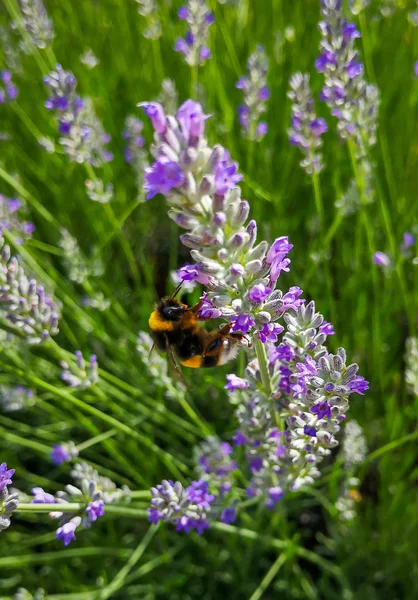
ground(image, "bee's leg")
xmin=165 ymin=337 xmax=188 ymax=387
xmin=219 ymin=322 xmax=233 ymax=335
xmin=148 ymin=341 xmax=156 ymax=359
xmin=189 ymin=292 xmax=209 ymax=315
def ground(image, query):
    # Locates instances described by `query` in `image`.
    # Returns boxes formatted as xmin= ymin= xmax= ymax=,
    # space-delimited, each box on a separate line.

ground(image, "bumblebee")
xmin=149 ymin=291 xmax=245 ymax=369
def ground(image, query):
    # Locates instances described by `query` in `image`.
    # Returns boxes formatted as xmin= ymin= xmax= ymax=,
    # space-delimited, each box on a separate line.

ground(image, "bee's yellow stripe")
xmin=149 ymin=311 xmax=174 ymax=332
xmin=181 ymin=355 xmax=203 ymax=368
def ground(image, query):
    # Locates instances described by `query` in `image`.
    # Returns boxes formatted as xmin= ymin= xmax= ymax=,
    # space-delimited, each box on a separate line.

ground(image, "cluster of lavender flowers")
xmin=44 ymin=65 xmax=113 ymax=166
xmin=31 ymin=462 xmax=130 ymax=545
xmin=316 ymin=0 xmax=379 ymax=158
xmin=335 ymin=419 xmax=366 ymax=522
xmin=122 ymin=116 xmax=148 ymax=199
xmin=140 ymin=99 xmax=301 ymax=337
xmin=228 ymin=303 xmax=367 ymax=502
xmin=135 ymin=0 xmax=161 ymax=40
xmin=0 ymin=462 xmax=18 ymax=532
xmin=61 ymin=351 xmax=99 ymax=389
xmin=0 ymin=193 xmax=35 ymax=244
xmin=50 ymin=441 xmax=79 ymax=465
xmin=0 ymin=385 xmax=34 ymax=412
xmin=140 ymin=99 xmax=368 ymax=533
xmin=150 ymin=440 xmax=237 ymax=533
xmin=175 ymin=1 xmax=214 ymax=66
xmin=59 ymin=228 xmax=104 ymax=283
xmin=405 ymin=337 xmax=418 ymax=397
xmin=236 ymin=46 xmax=269 ymax=141
xmin=288 ymin=73 xmax=327 ymax=174
xmin=123 ymin=116 xmax=145 ymax=165
xmin=0 ymin=239 xmax=60 ymax=344
xmin=0 ymin=26 xmax=22 ymax=74
xmin=0 ymin=70 xmax=18 ymax=104
xmin=16 ymin=0 xmax=54 ymax=52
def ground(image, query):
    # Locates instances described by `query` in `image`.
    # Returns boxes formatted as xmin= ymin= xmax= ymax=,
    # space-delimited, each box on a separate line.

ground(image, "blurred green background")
xmin=0 ymin=0 xmax=418 ymax=598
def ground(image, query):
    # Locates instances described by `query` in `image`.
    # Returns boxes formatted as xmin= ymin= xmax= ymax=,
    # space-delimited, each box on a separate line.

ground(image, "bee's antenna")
xmin=170 ymin=281 xmax=184 ymax=300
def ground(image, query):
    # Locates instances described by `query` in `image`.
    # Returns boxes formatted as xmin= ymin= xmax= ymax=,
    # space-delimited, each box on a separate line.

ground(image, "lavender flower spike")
xmin=0 ymin=239 xmax=61 ymax=344
xmin=44 ymin=65 xmax=113 ymax=166
xmin=316 ymin=0 xmax=379 ymax=158
xmin=288 ymin=73 xmax=327 ymax=174
xmin=143 ymin=98 xmax=368 ymax=530
xmin=141 ymin=99 xmax=297 ymax=341
xmin=0 ymin=71 xmax=18 ymax=104
xmin=175 ymin=0 xmax=214 ymax=66
xmin=17 ymin=0 xmax=54 ymax=52
xmin=237 ymin=46 xmax=270 ymax=141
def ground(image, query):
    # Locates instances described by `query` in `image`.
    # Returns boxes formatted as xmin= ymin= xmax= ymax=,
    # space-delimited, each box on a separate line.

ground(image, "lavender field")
xmin=0 ymin=0 xmax=418 ymax=598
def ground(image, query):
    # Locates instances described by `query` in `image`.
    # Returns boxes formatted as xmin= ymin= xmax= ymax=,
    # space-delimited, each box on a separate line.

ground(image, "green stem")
xmin=312 ymin=171 xmax=324 ymax=231
xmin=99 ymin=525 xmax=158 ymax=600
xmin=254 ymin=338 xmax=283 ymax=430
xmin=248 ymin=552 xmax=287 ymax=600
xmin=17 ymin=503 xmax=83 ymax=513
xmin=254 ymin=338 xmax=271 ymax=397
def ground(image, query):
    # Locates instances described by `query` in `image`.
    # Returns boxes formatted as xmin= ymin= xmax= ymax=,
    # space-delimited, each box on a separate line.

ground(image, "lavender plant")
xmin=0 ymin=70 xmax=18 ymax=104
xmin=0 ymin=193 xmax=35 ymax=243
xmin=135 ymin=0 xmax=161 ymax=40
xmin=316 ymin=0 xmax=379 ymax=159
xmin=16 ymin=0 xmax=54 ymax=52
xmin=44 ymin=65 xmax=113 ymax=167
xmin=60 ymin=351 xmax=99 ymax=389
xmin=405 ymin=337 xmax=418 ymax=396
xmin=28 ymin=461 xmax=130 ymax=545
xmin=0 ymin=385 xmax=34 ymax=412
xmin=139 ymin=99 xmax=368 ymax=533
xmin=236 ymin=46 xmax=269 ymax=141
xmin=175 ymin=1 xmax=214 ymax=66
xmin=288 ymin=73 xmax=327 ymax=174
xmin=0 ymin=462 xmax=18 ymax=532
xmin=0 ymin=239 xmax=60 ymax=343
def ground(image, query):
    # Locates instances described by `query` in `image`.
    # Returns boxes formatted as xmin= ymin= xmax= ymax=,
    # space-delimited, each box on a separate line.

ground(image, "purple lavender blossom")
xmin=176 ymin=263 xmax=209 ymax=285
xmin=257 ymin=322 xmax=284 ymax=344
xmin=236 ymin=46 xmax=269 ymax=140
xmin=316 ymin=0 xmax=379 ymax=153
xmin=86 ymin=499 xmax=105 ymax=522
xmin=214 ymin=150 xmax=243 ymax=196
xmin=0 ymin=462 xmax=15 ymax=492
xmin=310 ymin=400 xmax=332 ymax=419
xmin=233 ymin=430 xmax=248 ymax=446
xmin=248 ymin=283 xmax=271 ymax=303
xmin=319 ymin=321 xmax=335 ymax=336
xmin=144 ymin=158 xmax=185 ymax=200
xmin=31 ymin=487 xmax=55 ymax=504
xmin=373 ymin=251 xmax=391 ymax=267
xmin=50 ymin=442 xmax=78 ymax=465
xmin=44 ymin=65 xmax=112 ymax=166
xmin=225 ymin=374 xmax=248 ymax=392
xmin=220 ymin=507 xmax=237 ymax=524
xmin=230 ymin=314 xmax=255 ymax=334
xmin=348 ymin=376 xmax=369 ymax=395
xmin=175 ymin=1 xmax=214 ymax=67
xmin=56 ymin=517 xmax=81 ymax=546
xmin=401 ymin=232 xmax=415 ymax=252
xmin=177 ymin=99 xmax=210 ymax=144
xmin=0 ymin=71 xmax=18 ymax=104
xmin=288 ymin=73 xmax=327 ymax=174
xmin=139 ymin=102 xmax=166 ymax=134
xmin=122 ymin=116 xmax=145 ymax=165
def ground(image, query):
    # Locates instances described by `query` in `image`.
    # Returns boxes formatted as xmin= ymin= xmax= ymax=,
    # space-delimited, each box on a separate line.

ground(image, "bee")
xmin=148 ymin=286 xmax=246 ymax=370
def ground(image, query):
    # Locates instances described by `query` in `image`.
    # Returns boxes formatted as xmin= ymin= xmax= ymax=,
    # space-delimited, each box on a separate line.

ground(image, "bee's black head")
xmin=156 ymin=297 xmax=188 ymax=322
